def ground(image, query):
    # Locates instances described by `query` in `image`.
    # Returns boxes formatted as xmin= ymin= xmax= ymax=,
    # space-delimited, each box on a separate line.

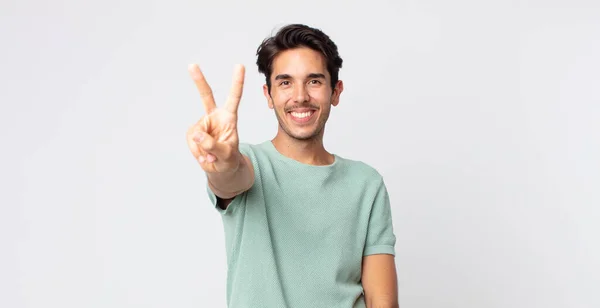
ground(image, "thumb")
xmin=193 ymin=132 xmax=228 ymax=159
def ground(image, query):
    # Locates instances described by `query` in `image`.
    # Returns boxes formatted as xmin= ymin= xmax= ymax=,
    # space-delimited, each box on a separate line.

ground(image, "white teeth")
xmin=291 ymin=111 xmax=312 ymax=118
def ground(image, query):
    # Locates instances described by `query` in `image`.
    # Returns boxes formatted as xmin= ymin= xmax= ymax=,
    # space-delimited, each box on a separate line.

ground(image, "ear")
xmin=331 ymin=80 xmax=344 ymax=107
xmin=263 ymin=84 xmax=274 ymax=109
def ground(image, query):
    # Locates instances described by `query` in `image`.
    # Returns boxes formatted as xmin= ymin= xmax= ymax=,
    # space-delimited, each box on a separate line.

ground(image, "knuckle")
xmin=202 ymin=137 xmax=215 ymax=150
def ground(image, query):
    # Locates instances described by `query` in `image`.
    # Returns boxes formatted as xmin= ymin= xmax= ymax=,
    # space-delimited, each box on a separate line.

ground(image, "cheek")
xmin=271 ymin=93 xmax=290 ymax=108
xmin=308 ymin=86 xmax=331 ymax=99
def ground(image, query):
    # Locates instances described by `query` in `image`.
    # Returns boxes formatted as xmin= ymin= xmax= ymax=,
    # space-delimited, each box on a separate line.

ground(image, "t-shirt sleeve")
xmin=205 ymin=143 xmax=252 ymax=215
xmin=363 ymin=178 xmax=397 ymax=256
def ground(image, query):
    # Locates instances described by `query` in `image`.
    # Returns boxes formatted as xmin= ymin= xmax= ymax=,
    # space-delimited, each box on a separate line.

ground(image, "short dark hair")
xmin=256 ymin=24 xmax=343 ymax=93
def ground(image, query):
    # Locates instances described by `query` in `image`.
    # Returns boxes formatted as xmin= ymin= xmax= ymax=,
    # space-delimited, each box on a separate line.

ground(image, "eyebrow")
xmin=307 ymin=73 xmax=326 ymax=79
xmin=274 ymin=73 xmax=327 ymax=80
xmin=274 ymin=74 xmax=292 ymax=80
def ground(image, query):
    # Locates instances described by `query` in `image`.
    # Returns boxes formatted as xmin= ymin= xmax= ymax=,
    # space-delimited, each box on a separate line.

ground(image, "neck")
xmin=271 ymin=130 xmax=334 ymax=166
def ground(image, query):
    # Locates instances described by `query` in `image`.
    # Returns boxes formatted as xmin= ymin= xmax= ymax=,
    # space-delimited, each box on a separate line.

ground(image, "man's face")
xmin=263 ymin=47 xmax=343 ymax=141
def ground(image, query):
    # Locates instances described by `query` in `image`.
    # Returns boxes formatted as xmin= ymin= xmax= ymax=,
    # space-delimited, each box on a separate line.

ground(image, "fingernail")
xmin=194 ymin=133 xmax=204 ymax=142
xmin=198 ymin=156 xmax=205 ymax=163
xmin=207 ymin=154 xmax=216 ymax=163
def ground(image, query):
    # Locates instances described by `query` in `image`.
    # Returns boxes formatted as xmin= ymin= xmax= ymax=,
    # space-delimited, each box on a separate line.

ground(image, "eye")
xmin=309 ymin=80 xmax=322 ymax=85
xmin=279 ymin=80 xmax=290 ymax=86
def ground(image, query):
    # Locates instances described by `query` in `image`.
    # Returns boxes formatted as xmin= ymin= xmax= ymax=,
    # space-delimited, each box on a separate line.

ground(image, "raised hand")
xmin=186 ymin=64 xmax=245 ymax=174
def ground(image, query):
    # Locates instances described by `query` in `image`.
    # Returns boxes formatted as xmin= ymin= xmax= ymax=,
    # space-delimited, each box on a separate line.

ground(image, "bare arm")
xmin=207 ymin=152 xmax=254 ymax=209
xmin=362 ymin=254 xmax=399 ymax=308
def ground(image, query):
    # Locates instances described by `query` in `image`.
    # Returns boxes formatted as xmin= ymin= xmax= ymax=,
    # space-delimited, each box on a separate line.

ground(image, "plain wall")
xmin=1 ymin=0 xmax=599 ymax=307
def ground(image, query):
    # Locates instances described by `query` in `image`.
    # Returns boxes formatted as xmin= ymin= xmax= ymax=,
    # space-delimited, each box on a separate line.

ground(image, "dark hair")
xmin=256 ymin=24 xmax=343 ymax=93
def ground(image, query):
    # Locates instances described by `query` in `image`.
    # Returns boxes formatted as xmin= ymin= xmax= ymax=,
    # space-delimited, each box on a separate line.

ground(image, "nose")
xmin=293 ymin=84 xmax=309 ymax=103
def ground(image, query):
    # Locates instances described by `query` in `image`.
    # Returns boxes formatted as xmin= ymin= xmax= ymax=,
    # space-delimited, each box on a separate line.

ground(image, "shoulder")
xmin=237 ymin=141 xmax=272 ymax=166
xmin=238 ymin=141 xmax=270 ymax=155
xmin=336 ymin=155 xmax=384 ymax=185
xmin=238 ymin=141 xmax=256 ymax=150
xmin=238 ymin=142 xmax=263 ymax=156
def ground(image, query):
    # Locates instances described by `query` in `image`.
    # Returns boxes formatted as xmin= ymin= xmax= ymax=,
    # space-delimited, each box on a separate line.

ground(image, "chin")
xmin=286 ymin=127 xmax=323 ymax=141
xmin=290 ymin=134 xmax=317 ymax=141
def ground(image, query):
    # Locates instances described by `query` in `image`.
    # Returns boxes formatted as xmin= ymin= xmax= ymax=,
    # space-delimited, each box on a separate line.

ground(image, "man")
xmin=186 ymin=24 xmax=398 ymax=308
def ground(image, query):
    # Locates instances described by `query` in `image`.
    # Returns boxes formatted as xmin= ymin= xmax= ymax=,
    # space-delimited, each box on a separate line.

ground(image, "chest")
xmin=260 ymin=179 xmax=371 ymax=246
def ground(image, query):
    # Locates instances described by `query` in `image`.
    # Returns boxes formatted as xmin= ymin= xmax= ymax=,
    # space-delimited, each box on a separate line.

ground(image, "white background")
xmin=1 ymin=0 xmax=599 ymax=307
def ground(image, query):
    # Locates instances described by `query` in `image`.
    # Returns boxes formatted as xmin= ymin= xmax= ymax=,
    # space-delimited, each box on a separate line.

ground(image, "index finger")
xmin=188 ymin=64 xmax=217 ymax=113
xmin=224 ymin=64 xmax=245 ymax=114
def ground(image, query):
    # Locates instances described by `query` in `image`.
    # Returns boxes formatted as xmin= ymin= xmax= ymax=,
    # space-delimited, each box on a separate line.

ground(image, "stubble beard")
xmin=274 ymin=107 xmax=330 ymax=141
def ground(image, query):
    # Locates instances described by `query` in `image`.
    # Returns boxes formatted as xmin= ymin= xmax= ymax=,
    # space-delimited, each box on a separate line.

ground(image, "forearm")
xmin=362 ymin=254 xmax=399 ymax=308
xmin=366 ymin=298 xmax=399 ymax=308
xmin=207 ymin=152 xmax=254 ymax=198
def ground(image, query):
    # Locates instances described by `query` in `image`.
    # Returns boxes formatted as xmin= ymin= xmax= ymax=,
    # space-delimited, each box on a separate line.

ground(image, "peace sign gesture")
xmin=186 ymin=64 xmax=245 ymax=174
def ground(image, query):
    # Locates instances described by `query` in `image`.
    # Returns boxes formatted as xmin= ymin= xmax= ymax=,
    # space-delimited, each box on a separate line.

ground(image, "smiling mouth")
xmin=287 ymin=109 xmax=316 ymax=123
